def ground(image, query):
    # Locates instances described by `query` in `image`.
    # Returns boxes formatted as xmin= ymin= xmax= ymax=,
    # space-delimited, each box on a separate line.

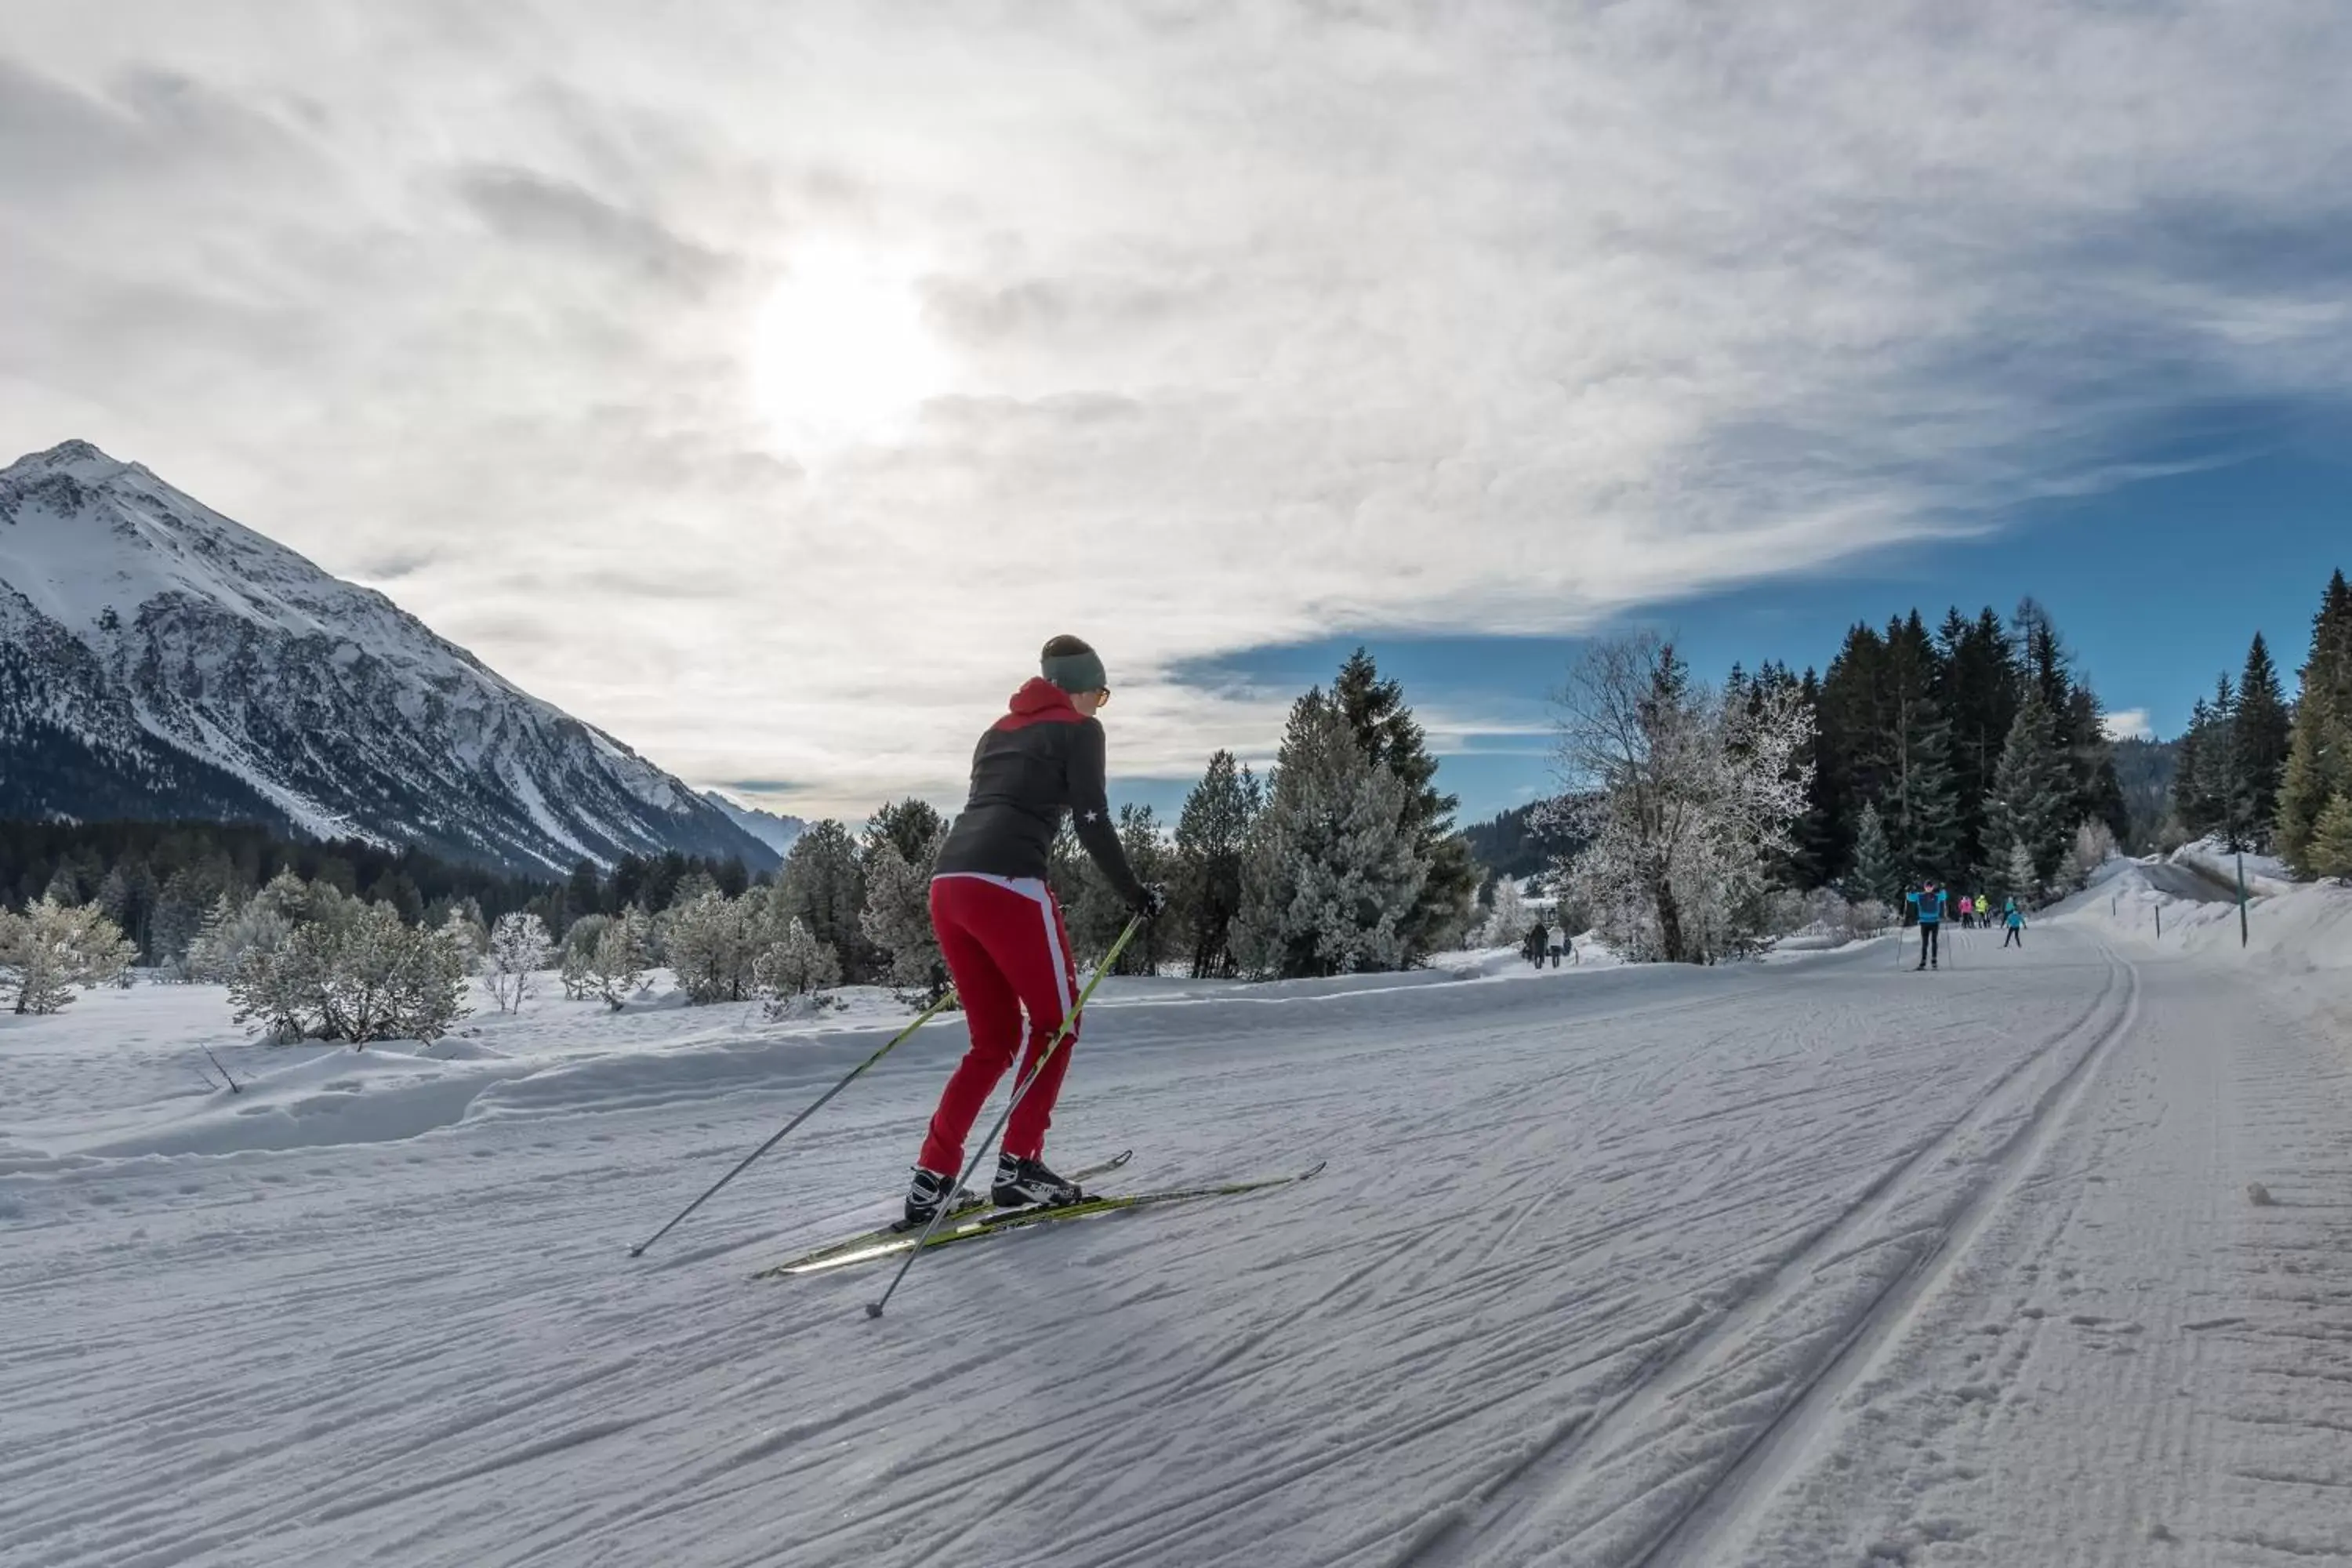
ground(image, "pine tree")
xmin=1232 ymin=690 xmax=1429 ymax=978
xmin=2193 ymin=674 xmax=2243 ymax=846
xmin=2278 ymin=570 xmax=2352 ymax=873
xmin=2306 ymin=793 xmax=2352 ymax=882
xmin=858 ymin=829 xmax=948 ymax=996
xmin=1989 ymin=693 xmax=2074 ymax=888
xmin=777 ymin=822 xmax=868 ymax=980
xmin=1332 ymin=648 xmax=1477 ymax=961
xmin=2230 ymin=632 xmax=2292 ymax=848
xmin=1892 ymin=702 xmax=1962 ymax=884
xmin=1174 ymin=750 xmax=1261 ymax=978
xmin=863 ymin=799 xmax=946 ymax=871
xmin=1846 ymin=801 xmax=1899 ymax=907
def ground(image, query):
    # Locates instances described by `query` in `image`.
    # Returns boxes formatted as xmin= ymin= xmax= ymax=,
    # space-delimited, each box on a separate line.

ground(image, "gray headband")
xmin=1042 ymin=648 xmax=1107 ymax=694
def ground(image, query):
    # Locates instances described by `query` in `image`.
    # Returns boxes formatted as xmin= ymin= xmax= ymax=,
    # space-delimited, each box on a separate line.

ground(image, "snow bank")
xmin=2045 ymin=848 xmax=2352 ymax=972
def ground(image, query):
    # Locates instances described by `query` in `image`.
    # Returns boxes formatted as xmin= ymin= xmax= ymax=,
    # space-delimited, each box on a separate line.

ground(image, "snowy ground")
xmin=4 ymin=897 xmax=2349 ymax=1567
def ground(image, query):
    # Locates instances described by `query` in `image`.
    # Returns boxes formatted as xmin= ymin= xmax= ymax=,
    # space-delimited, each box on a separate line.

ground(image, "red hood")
xmin=1000 ymin=677 xmax=1081 ymax=728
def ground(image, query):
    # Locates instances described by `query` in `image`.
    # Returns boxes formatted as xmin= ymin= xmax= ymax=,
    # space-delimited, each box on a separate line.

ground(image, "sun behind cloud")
xmin=750 ymin=243 xmax=949 ymax=456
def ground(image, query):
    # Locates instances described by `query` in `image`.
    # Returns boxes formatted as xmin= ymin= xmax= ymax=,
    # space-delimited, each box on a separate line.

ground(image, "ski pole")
xmin=867 ymin=914 xmax=1145 ymax=1319
xmin=629 ymin=987 xmax=960 ymax=1257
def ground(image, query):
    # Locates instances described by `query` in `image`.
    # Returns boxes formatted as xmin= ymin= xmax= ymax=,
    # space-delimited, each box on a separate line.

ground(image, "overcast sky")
xmin=5 ymin=2 xmax=2351 ymax=819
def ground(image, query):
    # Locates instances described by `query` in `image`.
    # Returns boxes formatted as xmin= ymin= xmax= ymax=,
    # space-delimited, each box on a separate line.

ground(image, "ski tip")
xmin=863 ymin=1301 xmax=885 ymax=1319
xmin=1300 ymin=1160 xmax=1328 ymax=1181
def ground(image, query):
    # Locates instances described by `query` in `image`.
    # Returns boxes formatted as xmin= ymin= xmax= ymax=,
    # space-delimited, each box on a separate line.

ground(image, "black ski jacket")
xmin=933 ymin=679 xmax=1147 ymax=906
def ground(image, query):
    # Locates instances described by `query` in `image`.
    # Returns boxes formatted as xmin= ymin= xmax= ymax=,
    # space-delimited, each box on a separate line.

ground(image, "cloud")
xmin=2102 ymin=709 xmax=2154 ymax=742
xmin=2 ymin=2 xmax=2350 ymax=812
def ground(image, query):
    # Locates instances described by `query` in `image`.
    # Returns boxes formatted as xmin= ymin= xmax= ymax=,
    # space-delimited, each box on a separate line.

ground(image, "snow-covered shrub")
xmin=484 ymin=911 xmax=553 ymax=1013
xmin=859 ymin=836 xmax=947 ymax=994
xmin=0 ymin=898 xmax=140 ymax=1014
xmin=1548 ymin=635 xmax=1813 ymax=964
xmin=228 ymin=904 xmax=469 ymax=1044
xmin=184 ymin=890 xmax=299 ymax=985
xmin=755 ymin=915 xmax=842 ymax=1006
xmin=664 ymin=890 xmax=763 ymax=1004
xmin=557 ymin=914 xmax=609 ymax=999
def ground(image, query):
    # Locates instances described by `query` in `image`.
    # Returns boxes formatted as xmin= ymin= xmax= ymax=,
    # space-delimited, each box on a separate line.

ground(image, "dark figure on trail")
xmin=903 ymin=634 xmax=1165 ymax=1229
xmin=1905 ymin=881 xmax=1947 ymax=971
xmin=1525 ymin=920 xmax=1550 ymax=969
xmin=2002 ymin=898 xmax=2025 ymax=949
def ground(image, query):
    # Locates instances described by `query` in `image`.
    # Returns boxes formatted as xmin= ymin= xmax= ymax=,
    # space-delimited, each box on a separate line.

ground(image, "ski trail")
xmin=1623 ymin=946 xmax=2144 ymax=1566
xmin=1400 ymin=946 xmax=2137 ymax=1568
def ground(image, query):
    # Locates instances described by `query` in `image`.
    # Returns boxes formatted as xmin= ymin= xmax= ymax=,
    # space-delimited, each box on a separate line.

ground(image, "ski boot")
xmin=901 ymin=1167 xmax=979 ymax=1230
xmin=993 ymin=1152 xmax=1087 ymax=1210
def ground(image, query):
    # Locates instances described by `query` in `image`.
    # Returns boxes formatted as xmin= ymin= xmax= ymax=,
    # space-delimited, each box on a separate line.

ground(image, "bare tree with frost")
xmin=1545 ymin=633 xmax=1813 ymax=964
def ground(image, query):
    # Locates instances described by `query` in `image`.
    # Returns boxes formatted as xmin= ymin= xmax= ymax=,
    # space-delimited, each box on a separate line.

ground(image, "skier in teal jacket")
xmin=1905 ymin=882 xmax=1947 ymax=970
xmin=2002 ymin=898 xmax=2025 ymax=949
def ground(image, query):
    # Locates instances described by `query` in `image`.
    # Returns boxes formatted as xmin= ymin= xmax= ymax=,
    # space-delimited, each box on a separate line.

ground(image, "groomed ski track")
xmin=5 ymin=923 xmax=2349 ymax=1566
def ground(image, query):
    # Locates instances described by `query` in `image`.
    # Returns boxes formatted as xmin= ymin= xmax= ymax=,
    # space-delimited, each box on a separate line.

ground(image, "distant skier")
xmin=1957 ymin=894 xmax=1974 ymax=929
xmin=2002 ymin=898 xmax=2025 ymax=949
xmin=1905 ymin=880 xmax=1947 ymax=969
xmin=902 ymin=635 xmax=1164 ymax=1227
xmin=1546 ymin=941 xmax=1563 ymax=969
xmin=1525 ymin=919 xmax=1551 ymax=969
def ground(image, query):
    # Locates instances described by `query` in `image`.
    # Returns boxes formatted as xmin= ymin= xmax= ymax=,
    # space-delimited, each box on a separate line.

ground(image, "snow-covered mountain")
xmin=0 ymin=441 xmax=779 ymax=876
xmin=700 ymin=790 xmax=806 ymax=857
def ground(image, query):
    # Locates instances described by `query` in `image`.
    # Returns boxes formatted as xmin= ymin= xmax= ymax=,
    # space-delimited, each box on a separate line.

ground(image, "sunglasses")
xmin=1094 ymin=688 xmax=1112 ymax=706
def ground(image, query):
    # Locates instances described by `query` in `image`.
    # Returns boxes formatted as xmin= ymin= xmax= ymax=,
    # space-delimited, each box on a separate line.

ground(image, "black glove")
xmin=1134 ymin=883 xmax=1167 ymax=920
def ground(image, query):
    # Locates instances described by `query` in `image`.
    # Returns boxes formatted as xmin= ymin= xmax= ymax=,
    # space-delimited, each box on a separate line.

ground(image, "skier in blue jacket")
xmin=2002 ymin=898 xmax=2025 ymax=949
xmin=1905 ymin=881 xmax=1947 ymax=970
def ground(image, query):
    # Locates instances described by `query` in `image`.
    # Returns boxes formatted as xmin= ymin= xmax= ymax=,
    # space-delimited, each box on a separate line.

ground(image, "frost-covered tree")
xmin=1549 ymin=634 xmax=1813 ymax=964
xmin=1477 ymin=876 xmax=1530 ymax=949
xmin=227 ymin=904 xmax=468 ymax=1044
xmin=1334 ymin=648 xmax=1479 ymax=962
xmin=484 ymin=911 xmax=554 ymax=1013
xmin=755 ymin=915 xmax=843 ymax=1000
xmin=436 ymin=899 xmax=489 ymax=967
xmin=583 ymin=907 xmax=652 ymax=1011
xmin=557 ymin=913 xmax=609 ymax=999
xmin=662 ymin=891 xmax=763 ymax=1004
xmin=858 ymin=829 xmax=948 ymax=996
xmin=2003 ymin=839 xmax=2040 ymax=905
xmin=0 ymin=898 xmax=140 ymax=1014
xmin=1231 ymin=690 xmax=1429 ymax=978
xmin=2064 ymin=819 xmax=2117 ymax=891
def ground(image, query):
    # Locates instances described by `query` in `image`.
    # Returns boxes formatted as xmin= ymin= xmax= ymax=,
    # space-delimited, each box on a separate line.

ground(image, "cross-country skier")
xmin=1906 ymin=880 xmax=1947 ymax=969
xmin=2002 ymin=898 xmax=2025 ymax=948
xmin=1957 ymin=894 xmax=1973 ymax=929
xmin=902 ymin=635 xmax=1164 ymax=1227
xmin=1526 ymin=918 xmax=1550 ymax=969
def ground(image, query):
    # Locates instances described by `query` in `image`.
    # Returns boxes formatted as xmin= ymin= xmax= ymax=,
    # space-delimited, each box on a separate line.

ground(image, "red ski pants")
xmin=917 ymin=874 xmax=1082 ymax=1174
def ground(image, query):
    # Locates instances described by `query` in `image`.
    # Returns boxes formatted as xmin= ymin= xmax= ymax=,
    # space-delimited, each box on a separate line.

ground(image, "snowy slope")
xmin=0 ymin=441 xmax=777 ymax=874
xmin=4 ymin=926 xmax=2349 ymax=1566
